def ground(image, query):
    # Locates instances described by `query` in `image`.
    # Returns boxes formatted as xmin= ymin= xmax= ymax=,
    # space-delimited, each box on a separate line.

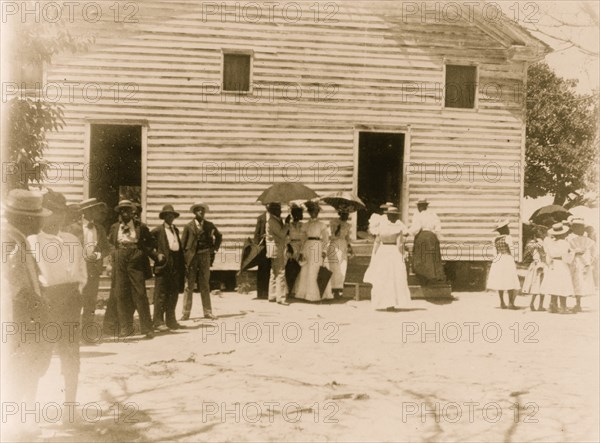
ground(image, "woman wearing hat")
xmin=540 ymin=222 xmax=575 ymax=314
xmin=567 ymin=218 xmax=596 ymax=313
xmin=364 ymin=206 xmax=411 ymax=310
xmin=409 ymin=199 xmax=445 ymax=284
xmin=327 ymin=208 xmax=354 ymax=298
xmin=295 ymin=201 xmax=333 ymax=301
xmin=486 ymin=220 xmax=521 ymax=309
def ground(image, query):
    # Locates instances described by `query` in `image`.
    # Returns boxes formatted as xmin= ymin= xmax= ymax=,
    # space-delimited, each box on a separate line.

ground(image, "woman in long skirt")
xmin=363 ymin=207 xmax=411 ymax=310
xmin=521 ymin=226 xmax=547 ymax=311
xmin=295 ymin=201 xmax=333 ymax=301
xmin=567 ymin=218 xmax=596 ymax=312
xmin=540 ymin=222 xmax=574 ymax=314
xmin=328 ymin=210 xmax=353 ymax=298
xmin=487 ymin=220 xmax=521 ymax=309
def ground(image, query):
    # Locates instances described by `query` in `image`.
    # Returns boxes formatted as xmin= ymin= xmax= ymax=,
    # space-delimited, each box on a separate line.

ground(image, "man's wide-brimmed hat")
xmin=114 ymin=199 xmax=137 ymax=212
xmin=548 ymin=222 xmax=570 ymax=236
xmin=79 ymin=198 xmax=106 ymax=212
xmin=190 ymin=202 xmax=209 ymax=213
xmin=159 ymin=204 xmax=180 ymax=219
xmin=493 ymin=219 xmax=510 ymax=231
xmin=43 ymin=189 xmax=68 ymax=213
xmin=417 ymin=199 xmax=429 ymax=205
xmin=3 ymin=189 xmax=51 ymax=218
xmin=385 ymin=206 xmax=400 ymax=214
xmin=379 ymin=202 xmax=394 ymax=209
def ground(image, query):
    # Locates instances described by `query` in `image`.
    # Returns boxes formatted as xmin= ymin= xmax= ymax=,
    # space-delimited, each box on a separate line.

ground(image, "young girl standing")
xmin=487 ymin=220 xmax=521 ymax=309
xmin=521 ymin=226 xmax=547 ymax=311
xmin=540 ymin=222 xmax=574 ymax=314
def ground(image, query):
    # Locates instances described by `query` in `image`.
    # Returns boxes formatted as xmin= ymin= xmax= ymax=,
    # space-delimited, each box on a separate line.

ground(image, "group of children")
xmin=487 ymin=217 xmax=597 ymax=313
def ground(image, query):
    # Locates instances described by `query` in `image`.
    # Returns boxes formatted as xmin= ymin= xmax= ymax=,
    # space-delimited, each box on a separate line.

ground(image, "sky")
xmin=508 ymin=0 xmax=599 ymax=94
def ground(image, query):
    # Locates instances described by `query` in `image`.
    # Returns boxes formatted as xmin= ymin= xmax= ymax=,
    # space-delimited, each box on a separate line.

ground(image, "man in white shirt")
xmin=64 ymin=198 xmax=111 ymax=343
xmin=151 ymin=205 xmax=185 ymax=330
xmin=409 ymin=199 xmax=446 ymax=284
xmin=27 ymin=190 xmax=87 ymax=411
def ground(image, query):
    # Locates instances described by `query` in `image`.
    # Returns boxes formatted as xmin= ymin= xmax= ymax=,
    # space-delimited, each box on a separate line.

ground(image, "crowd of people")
xmin=252 ymin=198 xmax=446 ymax=310
xmin=487 ymin=217 xmax=597 ymax=313
xmin=2 ymin=186 xmax=596 ymax=434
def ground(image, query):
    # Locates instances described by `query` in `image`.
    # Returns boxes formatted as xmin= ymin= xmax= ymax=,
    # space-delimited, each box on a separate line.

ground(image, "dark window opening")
xmin=445 ymin=65 xmax=477 ymax=109
xmin=223 ymin=53 xmax=251 ymax=92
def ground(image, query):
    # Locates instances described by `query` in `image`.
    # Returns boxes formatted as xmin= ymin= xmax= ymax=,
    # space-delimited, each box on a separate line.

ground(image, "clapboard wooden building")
xmin=17 ymin=1 xmax=550 ymax=282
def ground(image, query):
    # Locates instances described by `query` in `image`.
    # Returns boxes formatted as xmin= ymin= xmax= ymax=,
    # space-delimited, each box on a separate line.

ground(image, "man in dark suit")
xmin=254 ymin=207 xmax=271 ymax=299
xmin=64 ymin=198 xmax=111 ymax=343
xmin=107 ymin=200 xmax=162 ymax=339
xmin=181 ymin=202 xmax=222 ymax=320
xmin=266 ymin=203 xmax=289 ymax=305
xmin=151 ymin=204 xmax=185 ymax=331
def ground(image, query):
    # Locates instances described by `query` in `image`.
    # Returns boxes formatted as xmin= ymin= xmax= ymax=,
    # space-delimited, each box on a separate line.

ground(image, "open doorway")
xmin=89 ymin=124 xmax=142 ymax=229
xmin=357 ymin=132 xmax=405 ymax=235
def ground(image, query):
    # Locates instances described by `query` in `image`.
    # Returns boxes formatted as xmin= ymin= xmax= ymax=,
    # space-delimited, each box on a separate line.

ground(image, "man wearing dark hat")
xmin=64 ymin=198 xmax=111 ymax=343
xmin=181 ymin=202 xmax=222 ymax=320
xmin=265 ymin=202 xmax=290 ymax=305
xmin=28 ymin=190 xmax=88 ymax=410
xmin=108 ymin=200 xmax=162 ymax=338
xmin=151 ymin=205 xmax=185 ymax=330
xmin=253 ymin=206 xmax=271 ymax=299
xmin=2 ymin=189 xmax=52 ymax=430
xmin=409 ymin=198 xmax=445 ymax=284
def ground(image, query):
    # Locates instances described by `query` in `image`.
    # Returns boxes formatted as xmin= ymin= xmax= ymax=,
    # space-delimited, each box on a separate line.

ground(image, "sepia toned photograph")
xmin=1 ymin=1 xmax=598 ymax=442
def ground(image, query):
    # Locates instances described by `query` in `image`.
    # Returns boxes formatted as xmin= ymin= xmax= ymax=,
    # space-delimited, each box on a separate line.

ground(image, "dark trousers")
xmin=153 ymin=254 xmax=183 ymax=327
xmin=257 ymin=253 xmax=271 ymax=299
xmin=113 ymin=247 xmax=153 ymax=334
xmin=81 ymin=262 xmax=100 ymax=341
xmin=42 ymin=283 xmax=82 ymax=380
xmin=183 ymin=250 xmax=212 ymax=317
xmin=3 ymin=288 xmax=52 ymax=405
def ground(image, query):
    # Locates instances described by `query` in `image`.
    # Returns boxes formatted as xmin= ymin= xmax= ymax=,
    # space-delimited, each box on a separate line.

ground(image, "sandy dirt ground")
xmin=7 ymin=290 xmax=599 ymax=443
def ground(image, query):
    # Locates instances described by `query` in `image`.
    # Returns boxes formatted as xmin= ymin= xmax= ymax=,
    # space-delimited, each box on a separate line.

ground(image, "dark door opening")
xmin=357 ymin=132 xmax=404 ymax=235
xmin=89 ymin=124 xmax=142 ymax=229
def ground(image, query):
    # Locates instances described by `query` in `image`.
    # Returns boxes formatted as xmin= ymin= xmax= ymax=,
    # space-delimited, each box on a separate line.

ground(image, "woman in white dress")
xmin=295 ymin=201 xmax=333 ymax=301
xmin=328 ymin=210 xmax=353 ymax=298
xmin=363 ymin=207 xmax=411 ymax=310
xmin=568 ymin=218 xmax=597 ymax=313
xmin=486 ymin=220 xmax=521 ymax=309
xmin=541 ymin=222 xmax=574 ymax=314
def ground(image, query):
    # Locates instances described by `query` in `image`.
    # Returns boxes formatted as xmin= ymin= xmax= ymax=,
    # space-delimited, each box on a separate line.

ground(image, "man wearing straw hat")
xmin=64 ymin=197 xmax=111 ymax=343
xmin=1 ymin=189 xmax=52 ymax=432
xmin=151 ymin=204 xmax=185 ymax=330
xmin=108 ymin=199 xmax=161 ymax=338
xmin=181 ymin=202 xmax=222 ymax=320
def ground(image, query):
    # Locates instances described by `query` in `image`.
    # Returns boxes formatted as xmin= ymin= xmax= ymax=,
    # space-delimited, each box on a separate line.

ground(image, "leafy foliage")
xmin=4 ymin=19 xmax=94 ymax=191
xmin=525 ymin=62 xmax=599 ymax=207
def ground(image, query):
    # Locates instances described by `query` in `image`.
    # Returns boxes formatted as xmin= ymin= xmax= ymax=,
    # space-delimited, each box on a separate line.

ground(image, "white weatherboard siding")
xmin=44 ymin=1 xmax=547 ymax=269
